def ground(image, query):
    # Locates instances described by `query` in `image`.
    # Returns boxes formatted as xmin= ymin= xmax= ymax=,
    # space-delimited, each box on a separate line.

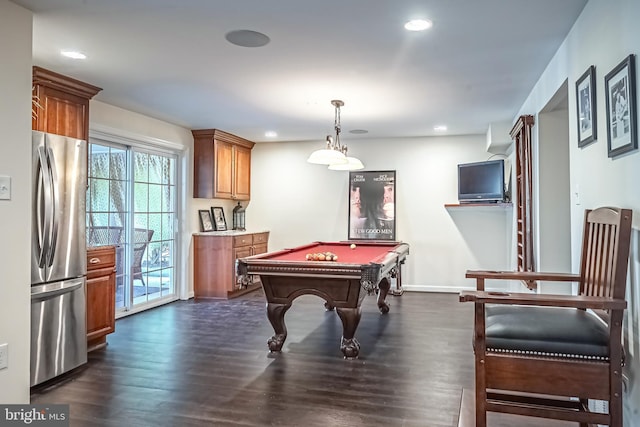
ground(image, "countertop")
xmin=192 ymin=229 xmax=269 ymax=237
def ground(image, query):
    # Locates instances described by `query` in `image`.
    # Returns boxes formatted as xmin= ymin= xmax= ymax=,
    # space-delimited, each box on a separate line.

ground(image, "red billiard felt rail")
xmin=267 ymin=242 xmax=400 ymax=264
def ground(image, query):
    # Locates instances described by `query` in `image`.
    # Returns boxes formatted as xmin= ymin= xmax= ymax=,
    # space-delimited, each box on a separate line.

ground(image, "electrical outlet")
xmin=0 ymin=343 xmax=8 ymax=369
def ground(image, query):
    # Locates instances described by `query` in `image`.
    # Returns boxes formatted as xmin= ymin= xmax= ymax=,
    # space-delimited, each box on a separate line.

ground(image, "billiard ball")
xmin=350 ymin=244 xmax=356 ymax=249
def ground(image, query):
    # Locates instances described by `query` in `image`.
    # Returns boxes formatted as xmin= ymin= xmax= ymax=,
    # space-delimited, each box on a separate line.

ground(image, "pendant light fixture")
xmin=307 ymin=100 xmax=364 ymax=170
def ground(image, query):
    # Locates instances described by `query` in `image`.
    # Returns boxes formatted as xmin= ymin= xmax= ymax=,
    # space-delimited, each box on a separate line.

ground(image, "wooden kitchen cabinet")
xmin=192 ymin=129 xmax=255 ymax=200
xmin=32 ymin=66 xmax=102 ymax=142
xmin=86 ymin=246 xmax=116 ymax=351
xmin=193 ymin=231 xmax=269 ymax=299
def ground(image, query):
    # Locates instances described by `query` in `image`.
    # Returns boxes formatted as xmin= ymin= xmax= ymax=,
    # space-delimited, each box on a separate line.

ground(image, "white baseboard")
xmin=400 ymin=284 xmax=510 ymax=293
xmin=401 ymin=284 xmax=463 ymax=293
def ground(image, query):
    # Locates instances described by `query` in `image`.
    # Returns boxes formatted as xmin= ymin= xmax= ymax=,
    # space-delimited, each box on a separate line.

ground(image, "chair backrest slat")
xmin=579 ymin=207 xmax=632 ymax=301
xmin=88 ymin=225 xmax=123 ymax=246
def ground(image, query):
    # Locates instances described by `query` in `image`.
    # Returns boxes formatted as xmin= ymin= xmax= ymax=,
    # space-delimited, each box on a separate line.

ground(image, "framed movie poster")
xmin=605 ymin=54 xmax=637 ymax=158
xmin=348 ymin=170 xmax=396 ymax=240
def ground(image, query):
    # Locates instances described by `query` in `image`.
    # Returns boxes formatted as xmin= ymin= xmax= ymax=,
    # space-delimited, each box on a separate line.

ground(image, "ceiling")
xmin=14 ymin=0 xmax=587 ymax=144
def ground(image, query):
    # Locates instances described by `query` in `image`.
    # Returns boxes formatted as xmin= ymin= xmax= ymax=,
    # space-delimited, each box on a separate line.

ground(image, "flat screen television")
xmin=457 ymin=159 xmax=505 ymax=203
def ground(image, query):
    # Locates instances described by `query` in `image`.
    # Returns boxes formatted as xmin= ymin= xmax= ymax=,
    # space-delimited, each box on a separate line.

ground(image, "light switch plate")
xmin=0 ymin=175 xmax=11 ymax=200
xmin=0 ymin=343 xmax=7 ymax=370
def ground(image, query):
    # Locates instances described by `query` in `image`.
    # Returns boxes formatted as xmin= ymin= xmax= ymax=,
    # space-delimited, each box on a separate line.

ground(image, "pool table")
xmin=236 ymin=241 xmax=409 ymax=358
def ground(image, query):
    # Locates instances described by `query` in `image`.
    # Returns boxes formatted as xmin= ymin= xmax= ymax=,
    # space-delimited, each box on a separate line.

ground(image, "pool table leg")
xmin=390 ymin=260 xmax=405 ymax=296
xmin=266 ymin=302 xmax=291 ymax=352
xmin=336 ymin=306 xmax=362 ymax=359
xmin=377 ymin=278 xmax=391 ymax=314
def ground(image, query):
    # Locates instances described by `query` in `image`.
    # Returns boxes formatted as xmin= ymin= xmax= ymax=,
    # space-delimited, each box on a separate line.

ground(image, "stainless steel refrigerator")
xmin=31 ymin=130 xmax=87 ymax=386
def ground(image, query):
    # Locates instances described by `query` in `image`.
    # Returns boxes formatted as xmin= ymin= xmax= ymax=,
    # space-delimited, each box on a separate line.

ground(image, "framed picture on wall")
xmin=576 ymin=65 xmax=597 ymax=147
xmin=605 ymin=54 xmax=637 ymax=158
xmin=348 ymin=171 xmax=396 ymax=240
xmin=198 ymin=210 xmax=214 ymax=232
xmin=211 ymin=206 xmax=227 ymax=231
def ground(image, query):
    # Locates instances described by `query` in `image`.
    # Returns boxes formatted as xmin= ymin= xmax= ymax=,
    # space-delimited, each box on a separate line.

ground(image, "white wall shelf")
xmin=444 ymin=203 xmax=513 ymax=211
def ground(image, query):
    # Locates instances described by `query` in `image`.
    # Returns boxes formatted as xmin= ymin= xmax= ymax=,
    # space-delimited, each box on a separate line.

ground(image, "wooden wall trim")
xmin=191 ymin=129 xmax=256 ymax=149
xmin=33 ymin=66 xmax=102 ymax=99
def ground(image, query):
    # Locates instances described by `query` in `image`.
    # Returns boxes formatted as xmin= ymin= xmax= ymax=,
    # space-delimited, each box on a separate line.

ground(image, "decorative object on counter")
xmin=211 ymin=206 xmax=227 ymax=231
xmin=198 ymin=209 xmax=214 ymax=232
xmin=307 ymin=100 xmax=364 ymax=171
xmin=232 ymin=202 xmax=246 ymax=230
xmin=31 ymin=86 xmax=43 ymax=120
xmin=605 ymin=54 xmax=637 ymax=158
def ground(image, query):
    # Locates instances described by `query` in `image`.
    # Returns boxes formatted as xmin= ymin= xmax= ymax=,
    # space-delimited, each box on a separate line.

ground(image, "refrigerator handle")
xmin=46 ymin=146 xmax=60 ymax=268
xmin=31 ymin=280 xmax=84 ymax=302
xmin=36 ymin=146 xmax=52 ymax=268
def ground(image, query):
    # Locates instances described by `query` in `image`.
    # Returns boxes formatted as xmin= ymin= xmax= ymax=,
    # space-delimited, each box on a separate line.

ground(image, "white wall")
xmin=520 ymin=0 xmax=640 ymax=253
xmin=517 ymin=0 xmax=640 ymax=423
xmin=249 ymin=135 xmax=512 ymax=291
xmin=0 ymin=0 xmax=32 ymax=404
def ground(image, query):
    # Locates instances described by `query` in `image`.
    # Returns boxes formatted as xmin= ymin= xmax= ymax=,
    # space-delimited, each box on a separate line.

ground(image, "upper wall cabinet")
xmin=192 ymin=129 xmax=255 ymax=200
xmin=32 ymin=66 xmax=102 ymax=142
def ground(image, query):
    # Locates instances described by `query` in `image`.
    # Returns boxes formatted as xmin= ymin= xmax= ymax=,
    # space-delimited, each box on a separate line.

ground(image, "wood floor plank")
xmin=29 ymin=290 xmax=569 ymax=426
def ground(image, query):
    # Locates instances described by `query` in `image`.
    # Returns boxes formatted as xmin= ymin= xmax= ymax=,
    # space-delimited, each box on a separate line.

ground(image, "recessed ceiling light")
xmin=404 ymin=19 xmax=433 ymax=32
xmin=265 ymin=131 xmax=277 ymax=138
xmin=434 ymin=125 xmax=447 ymax=132
xmin=225 ymin=30 xmax=270 ymax=47
xmin=61 ymin=50 xmax=86 ymax=59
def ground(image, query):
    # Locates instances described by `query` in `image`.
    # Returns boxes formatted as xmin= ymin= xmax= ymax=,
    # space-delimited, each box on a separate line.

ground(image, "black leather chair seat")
xmin=485 ymin=305 xmax=609 ymax=359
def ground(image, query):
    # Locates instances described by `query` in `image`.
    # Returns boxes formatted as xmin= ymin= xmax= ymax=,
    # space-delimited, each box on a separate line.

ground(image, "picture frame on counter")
xmin=198 ymin=209 xmax=214 ymax=232
xmin=605 ymin=54 xmax=637 ymax=158
xmin=211 ymin=206 xmax=227 ymax=231
xmin=576 ymin=65 xmax=597 ymax=147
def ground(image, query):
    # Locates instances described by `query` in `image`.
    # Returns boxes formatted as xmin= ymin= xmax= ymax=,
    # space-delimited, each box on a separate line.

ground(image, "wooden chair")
xmin=132 ymin=228 xmax=154 ymax=286
xmin=460 ymin=207 xmax=632 ymax=426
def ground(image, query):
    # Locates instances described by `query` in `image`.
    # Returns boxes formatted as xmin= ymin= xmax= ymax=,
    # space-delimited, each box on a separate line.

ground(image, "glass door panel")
xmin=87 ymin=144 xmax=130 ymax=309
xmin=131 ymin=150 xmax=177 ymax=306
xmin=88 ymin=142 xmax=178 ymax=313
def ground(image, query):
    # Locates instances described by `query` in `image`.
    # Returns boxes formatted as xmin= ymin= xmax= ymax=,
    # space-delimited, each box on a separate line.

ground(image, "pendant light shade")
xmin=307 ymin=148 xmax=346 ymax=165
xmin=328 ymin=156 xmax=364 ymax=170
xmin=307 ymin=100 xmax=364 ymax=170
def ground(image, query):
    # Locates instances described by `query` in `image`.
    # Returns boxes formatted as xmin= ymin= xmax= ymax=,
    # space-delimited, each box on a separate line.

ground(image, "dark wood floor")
xmin=31 ymin=290 xmax=574 ymax=426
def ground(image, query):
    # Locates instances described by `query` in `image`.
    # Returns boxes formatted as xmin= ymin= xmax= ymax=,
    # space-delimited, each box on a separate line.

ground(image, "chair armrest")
xmin=459 ymin=290 xmax=627 ymax=310
xmin=466 ymin=270 xmax=580 ymax=282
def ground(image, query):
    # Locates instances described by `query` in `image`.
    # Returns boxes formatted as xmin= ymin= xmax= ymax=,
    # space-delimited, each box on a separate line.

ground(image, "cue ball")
xmin=350 ymin=244 xmax=356 ymax=249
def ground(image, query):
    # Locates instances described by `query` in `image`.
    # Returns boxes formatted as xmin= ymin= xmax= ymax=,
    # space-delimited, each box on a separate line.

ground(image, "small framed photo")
xmin=605 ymin=54 xmax=637 ymax=158
xmin=198 ymin=210 xmax=214 ymax=232
xmin=576 ymin=65 xmax=597 ymax=147
xmin=211 ymin=206 xmax=227 ymax=231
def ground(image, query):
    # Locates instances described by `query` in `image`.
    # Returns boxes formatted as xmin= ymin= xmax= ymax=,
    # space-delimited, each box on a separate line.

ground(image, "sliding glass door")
xmin=87 ymin=141 xmax=178 ymax=314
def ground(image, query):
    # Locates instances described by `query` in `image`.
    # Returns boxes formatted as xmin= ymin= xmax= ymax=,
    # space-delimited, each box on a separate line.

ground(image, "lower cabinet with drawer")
xmin=193 ymin=231 xmax=269 ymax=299
xmin=86 ymin=245 xmax=116 ymax=351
